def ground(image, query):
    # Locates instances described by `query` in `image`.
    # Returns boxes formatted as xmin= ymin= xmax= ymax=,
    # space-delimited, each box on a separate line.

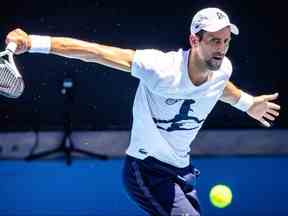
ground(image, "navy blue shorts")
xmin=122 ymin=156 xmax=201 ymax=216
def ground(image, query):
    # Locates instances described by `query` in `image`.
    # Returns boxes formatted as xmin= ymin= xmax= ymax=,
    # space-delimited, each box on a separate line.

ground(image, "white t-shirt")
xmin=126 ymin=49 xmax=232 ymax=168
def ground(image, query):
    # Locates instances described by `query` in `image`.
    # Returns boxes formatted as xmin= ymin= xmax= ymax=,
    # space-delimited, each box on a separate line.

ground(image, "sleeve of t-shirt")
xmin=131 ymin=49 xmax=178 ymax=92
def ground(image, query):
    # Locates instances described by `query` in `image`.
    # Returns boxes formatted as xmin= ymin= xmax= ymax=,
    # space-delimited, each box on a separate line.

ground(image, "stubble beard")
xmin=205 ymin=58 xmax=222 ymax=71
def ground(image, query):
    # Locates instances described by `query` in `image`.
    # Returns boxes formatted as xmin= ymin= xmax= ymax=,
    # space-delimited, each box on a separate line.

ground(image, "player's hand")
xmin=5 ymin=28 xmax=31 ymax=55
xmin=247 ymin=93 xmax=280 ymax=127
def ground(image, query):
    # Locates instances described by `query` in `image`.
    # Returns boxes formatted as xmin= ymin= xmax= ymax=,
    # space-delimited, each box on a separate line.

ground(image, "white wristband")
xmin=28 ymin=35 xmax=51 ymax=54
xmin=233 ymin=91 xmax=254 ymax=112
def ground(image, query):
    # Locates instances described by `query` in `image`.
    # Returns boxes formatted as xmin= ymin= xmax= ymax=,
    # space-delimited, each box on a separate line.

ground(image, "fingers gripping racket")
xmin=0 ymin=42 xmax=24 ymax=98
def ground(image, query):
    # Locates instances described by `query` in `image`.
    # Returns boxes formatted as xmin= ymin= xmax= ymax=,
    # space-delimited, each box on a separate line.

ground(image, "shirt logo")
xmin=153 ymin=99 xmax=205 ymax=132
xmin=165 ymin=98 xmax=181 ymax=105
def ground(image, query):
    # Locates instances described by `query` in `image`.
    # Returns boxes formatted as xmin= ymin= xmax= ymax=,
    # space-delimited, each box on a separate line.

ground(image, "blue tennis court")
xmin=1 ymin=156 xmax=287 ymax=216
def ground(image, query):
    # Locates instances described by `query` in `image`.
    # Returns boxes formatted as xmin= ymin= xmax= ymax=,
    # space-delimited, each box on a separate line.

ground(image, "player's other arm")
xmin=5 ymin=28 xmax=135 ymax=73
xmin=219 ymin=81 xmax=241 ymax=105
xmin=220 ymin=81 xmax=281 ymax=127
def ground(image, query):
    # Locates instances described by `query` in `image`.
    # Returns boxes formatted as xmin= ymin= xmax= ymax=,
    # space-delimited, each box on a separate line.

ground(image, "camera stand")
xmin=25 ymin=78 xmax=108 ymax=165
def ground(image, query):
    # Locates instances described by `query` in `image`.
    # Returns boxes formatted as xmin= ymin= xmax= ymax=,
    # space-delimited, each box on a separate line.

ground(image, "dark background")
xmin=0 ymin=0 xmax=285 ymax=131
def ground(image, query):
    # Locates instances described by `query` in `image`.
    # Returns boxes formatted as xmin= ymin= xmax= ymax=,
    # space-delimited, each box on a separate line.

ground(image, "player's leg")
xmin=122 ymin=156 xmax=201 ymax=216
xmin=170 ymin=183 xmax=201 ymax=216
xmin=178 ymin=172 xmax=201 ymax=214
xmin=123 ymin=156 xmax=169 ymax=216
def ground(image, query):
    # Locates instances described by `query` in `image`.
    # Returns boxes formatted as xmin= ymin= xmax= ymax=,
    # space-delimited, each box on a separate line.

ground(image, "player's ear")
xmin=189 ymin=34 xmax=200 ymax=48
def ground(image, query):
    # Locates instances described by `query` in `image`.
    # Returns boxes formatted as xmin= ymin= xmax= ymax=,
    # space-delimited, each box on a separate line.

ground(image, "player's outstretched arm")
xmin=5 ymin=28 xmax=135 ymax=72
xmin=220 ymin=81 xmax=281 ymax=127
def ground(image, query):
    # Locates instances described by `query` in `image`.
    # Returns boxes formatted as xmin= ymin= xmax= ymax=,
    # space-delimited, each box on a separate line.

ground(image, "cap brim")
xmin=230 ymin=23 xmax=239 ymax=35
xmin=203 ymin=23 xmax=239 ymax=35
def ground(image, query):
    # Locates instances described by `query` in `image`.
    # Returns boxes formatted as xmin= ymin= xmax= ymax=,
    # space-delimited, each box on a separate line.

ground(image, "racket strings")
xmin=0 ymin=62 xmax=23 ymax=97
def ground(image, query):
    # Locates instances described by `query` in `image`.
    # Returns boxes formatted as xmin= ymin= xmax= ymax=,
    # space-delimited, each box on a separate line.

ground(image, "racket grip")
xmin=6 ymin=42 xmax=17 ymax=53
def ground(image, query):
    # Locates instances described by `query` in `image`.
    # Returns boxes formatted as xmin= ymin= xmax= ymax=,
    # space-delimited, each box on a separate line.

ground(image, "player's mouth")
xmin=212 ymin=56 xmax=223 ymax=61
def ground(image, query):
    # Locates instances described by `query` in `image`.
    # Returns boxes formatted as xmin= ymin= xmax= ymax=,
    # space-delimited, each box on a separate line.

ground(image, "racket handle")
xmin=6 ymin=42 xmax=17 ymax=53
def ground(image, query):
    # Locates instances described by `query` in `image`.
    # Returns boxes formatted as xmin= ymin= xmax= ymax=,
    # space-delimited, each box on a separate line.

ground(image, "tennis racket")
xmin=0 ymin=42 xmax=24 ymax=98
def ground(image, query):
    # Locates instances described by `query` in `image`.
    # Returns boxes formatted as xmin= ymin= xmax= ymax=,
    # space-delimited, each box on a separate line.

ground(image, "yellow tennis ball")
xmin=209 ymin=184 xmax=232 ymax=208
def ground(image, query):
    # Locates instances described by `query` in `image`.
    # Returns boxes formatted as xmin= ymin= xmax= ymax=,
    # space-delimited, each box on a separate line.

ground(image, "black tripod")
xmin=26 ymin=78 xmax=108 ymax=165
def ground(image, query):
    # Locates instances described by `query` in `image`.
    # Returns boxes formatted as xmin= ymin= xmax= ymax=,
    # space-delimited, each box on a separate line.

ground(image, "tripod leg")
xmin=69 ymin=136 xmax=108 ymax=160
xmin=72 ymin=147 xmax=108 ymax=160
xmin=25 ymin=132 xmax=70 ymax=163
xmin=25 ymin=147 xmax=62 ymax=161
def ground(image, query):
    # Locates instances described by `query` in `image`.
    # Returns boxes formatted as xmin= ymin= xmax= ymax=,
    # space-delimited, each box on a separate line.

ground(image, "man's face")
xmin=198 ymin=26 xmax=231 ymax=71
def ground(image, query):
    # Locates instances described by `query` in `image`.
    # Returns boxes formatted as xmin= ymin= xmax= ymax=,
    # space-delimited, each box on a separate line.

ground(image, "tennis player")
xmin=6 ymin=7 xmax=280 ymax=216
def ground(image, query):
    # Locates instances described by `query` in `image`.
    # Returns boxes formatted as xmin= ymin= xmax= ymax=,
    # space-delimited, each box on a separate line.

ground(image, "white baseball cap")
xmin=190 ymin=8 xmax=239 ymax=35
